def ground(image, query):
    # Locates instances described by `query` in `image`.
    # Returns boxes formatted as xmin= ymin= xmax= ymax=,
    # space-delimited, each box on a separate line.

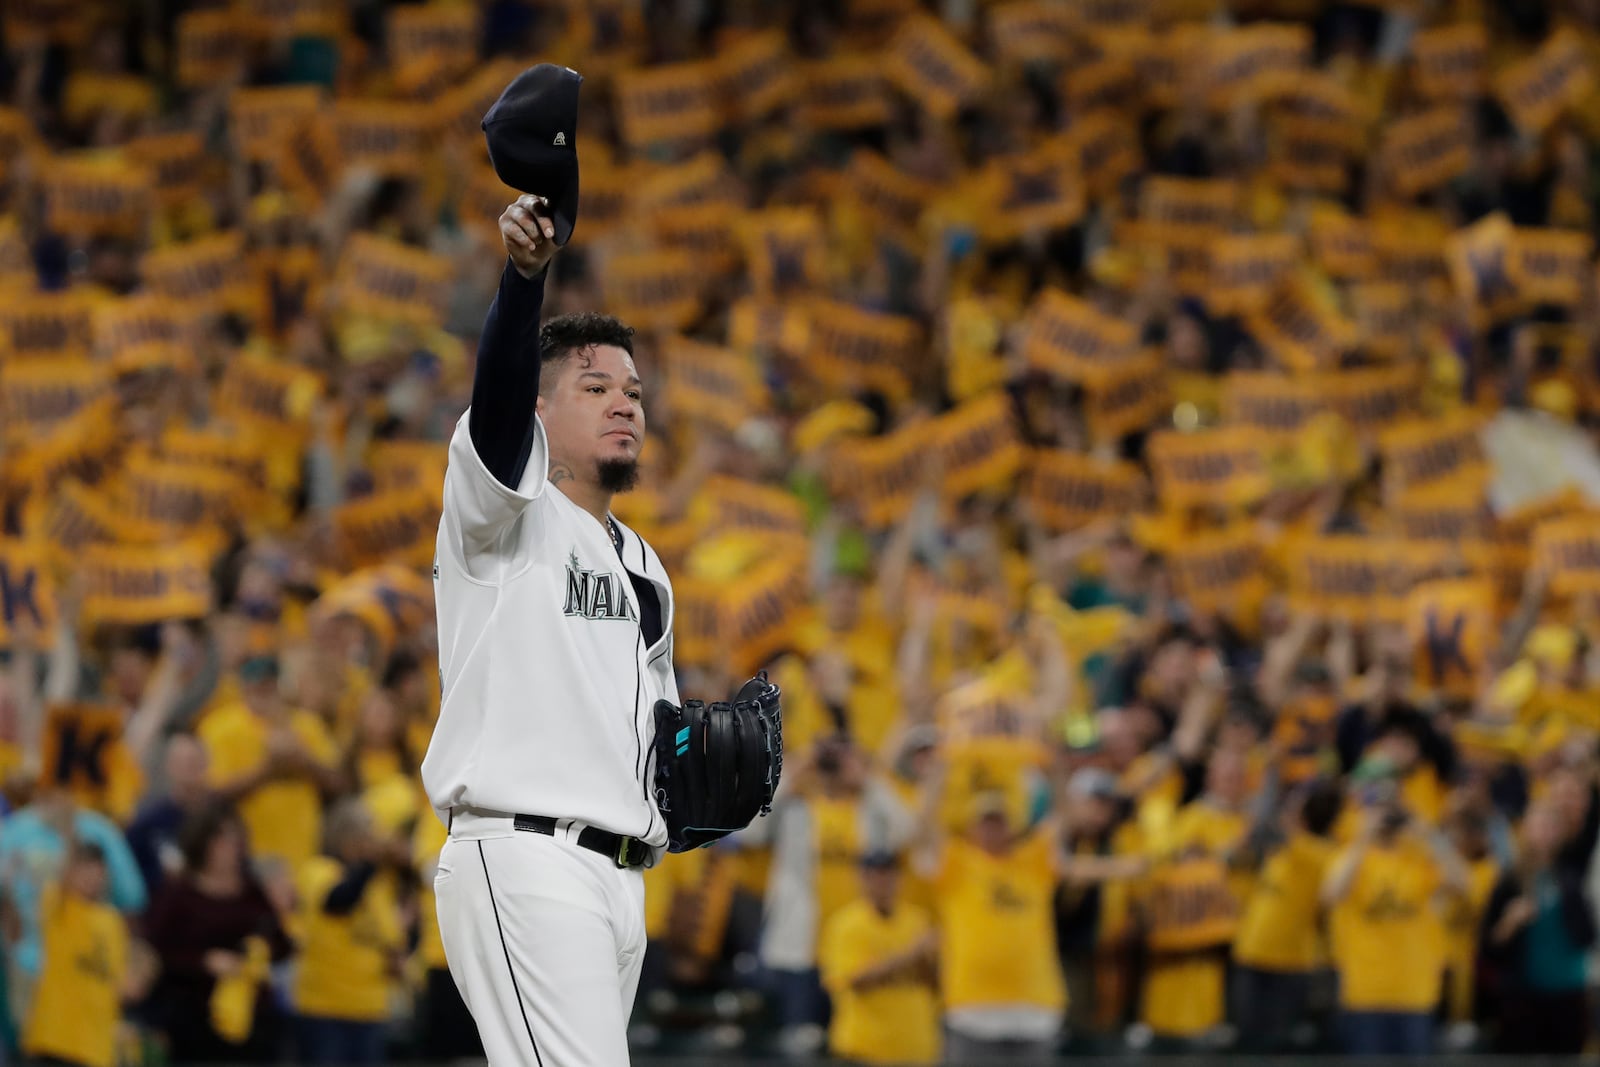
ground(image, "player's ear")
xmin=536 ymin=393 xmax=545 ymax=416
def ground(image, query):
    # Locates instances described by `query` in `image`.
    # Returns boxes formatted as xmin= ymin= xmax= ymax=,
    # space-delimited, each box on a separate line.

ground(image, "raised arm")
xmin=469 ymin=195 xmax=560 ymax=489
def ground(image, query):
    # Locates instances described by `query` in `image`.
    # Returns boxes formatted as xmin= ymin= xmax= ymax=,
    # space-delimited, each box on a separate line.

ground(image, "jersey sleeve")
xmin=442 ymin=405 xmax=549 ymax=562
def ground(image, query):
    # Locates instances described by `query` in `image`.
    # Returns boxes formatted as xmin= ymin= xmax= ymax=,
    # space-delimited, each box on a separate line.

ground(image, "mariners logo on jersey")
xmin=563 ymin=549 xmax=637 ymax=622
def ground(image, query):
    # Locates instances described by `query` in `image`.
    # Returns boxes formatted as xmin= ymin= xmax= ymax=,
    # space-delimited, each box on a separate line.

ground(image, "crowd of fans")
xmin=1 ymin=0 xmax=1600 ymax=1064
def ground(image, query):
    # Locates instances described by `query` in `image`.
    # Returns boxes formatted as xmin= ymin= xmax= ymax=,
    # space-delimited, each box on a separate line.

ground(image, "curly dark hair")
xmin=537 ymin=312 xmax=635 ymax=392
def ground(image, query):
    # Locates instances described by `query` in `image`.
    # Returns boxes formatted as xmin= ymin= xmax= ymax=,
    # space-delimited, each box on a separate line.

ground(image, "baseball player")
xmin=422 ymin=66 xmax=781 ymax=1067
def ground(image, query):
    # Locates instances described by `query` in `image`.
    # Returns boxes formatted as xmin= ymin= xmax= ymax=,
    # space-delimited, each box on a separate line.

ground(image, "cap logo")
xmin=553 ymin=131 xmax=567 ymax=146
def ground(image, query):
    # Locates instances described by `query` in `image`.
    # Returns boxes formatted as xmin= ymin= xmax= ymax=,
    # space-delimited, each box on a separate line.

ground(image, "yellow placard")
xmin=214 ymin=356 xmax=321 ymax=429
xmin=695 ymin=476 xmax=809 ymax=544
xmin=1534 ymin=517 xmax=1600 ymax=597
xmin=1085 ymin=354 xmax=1169 ymax=443
xmin=1348 ymin=281 xmax=1413 ymax=361
xmin=1371 ymin=211 xmax=1450 ymax=287
xmin=1317 ymin=364 xmax=1421 ymax=435
xmin=1071 ymin=110 xmax=1143 ymax=197
xmin=651 ymin=204 xmax=739 ymax=279
xmin=1247 ymin=274 xmax=1357 ymax=372
xmin=1285 ymin=535 xmax=1415 ymax=622
xmin=329 ymin=100 xmax=433 ymax=178
xmin=93 ymin=294 xmax=191 ymax=372
xmin=883 ymin=15 xmax=991 ymax=121
xmin=661 ymin=335 xmax=767 ymax=434
xmin=127 ymin=131 xmax=207 ymax=209
xmin=726 ymin=299 xmax=811 ymax=359
xmin=828 ymin=423 xmax=930 ymax=529
xmin=794 ymin=56 xmax=894 ymax=130
xmin=0 ymin=358 xmax=112 ymax=431
xmin=26 ymin=481 xmax=122 ymax=558
xmin=1267 ymin=112 xmax=1355 ymax=194
xmin=1446 ymin=211 xmax=1518 ymax=319
xmin=0 ymin=539 xmax=57 ymax=646
xmin=114 ymin=456 xmax=241 ymax=542
xmin=1022 ymin=289 xmax=1138 ymax=383
xmin=1406 ymin=578 xmax=1495 ymax=700
xmin=43 ymin=152 xmax=152 ymax=239
xmin=333 ymin=488 xmax=441 ymax=570
xmin=333 ymin=233 xmax=453 ymax=327
xmin=1208 ymin=232 xmax=1301 ymax=315
xmin=846 ymin=150 xmax=934 ymax=247
xmin=1146 ymin=426 xmax=1273 ymax=510
xmin=387 ymin=3 xmax=479 ymax=79
xmin=1022 ymin=451 xmax=1148 ymax=532
xmin=4 ymin=399 xmax=121 ymax=491
xmin=81 ymin=541 xmax=216 ymax=625
xmin=1166 ymin=522 xmax=1267 ymax=613
xmin=806 ymin=299 xmax=920 ymax=400
xmin=1062 ymin=57 xmax=1141 ymax=116
xmin=1381 ymin=106 xmax=1472 ymax=198
xmin=714 ymin=29 xmax=795 ymax=122
xmin=931 ymin=392 xmax=1025 ymax=500
xmin=176 ymin=8 xmax=256 ymax=88
xmin=0 ymin=289 xmax=94 ymax=359
xmin=987 ymin=1 xmax=1077 ymax=65
xmin=1378 ymin=411 xmax=1486 ymax=493
xmin=1145 ymin=856 xmax=1239 ymax=952
xmin=720 ymin=551 xmax=811 ymax=675
xmin=602 ymin=251 xmax=704 ymax=333
xmin=39 ymin=703 xmax=141 ymax=821
xmin=1307 ymin=202 xmax=1375 ymax=280
xmin=614 ymin=61 xmax=722 ymax=152
xmin=632 ymin=152 xmax=743 ymax=214
xmin=230 ymin=85 xmax=323 ymax=164
xmin=1511 ymin=228 xmax=1593 ymax=308
xmin=1392 ymin=478 xmax=1489 ymax=543
xmin=141 ymin=231 xmax=253 ymax=310
xmin=1204 ymin=22 xmax=1311 ymax=107
xmin=1224 ymin=372 xmax=1318 ymax=438
xmin=1495 ymin=27 xmax=1593 ymax=134
xmin=367 ymin=440 xmax=446 ymax=496
xmin=984 ymin=142 xmax=1086 ymax=244
xmin=1139 ymin=176 xmax=1238 ymax=237
xmin=433 ymin=59 xmax=526 ymax=143
xmin=737 ymin=209 xmax=827 ymax=296
xmin=1410 ymin=23 xmax=1487 ymax=101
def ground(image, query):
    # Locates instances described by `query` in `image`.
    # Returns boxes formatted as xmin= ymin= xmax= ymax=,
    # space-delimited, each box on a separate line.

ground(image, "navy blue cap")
xmin=482 ymin=64 xmax=583 ymax=246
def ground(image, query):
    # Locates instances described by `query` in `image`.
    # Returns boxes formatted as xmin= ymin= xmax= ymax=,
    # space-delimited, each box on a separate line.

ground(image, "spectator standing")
xmin=293 ymin=798 xmax=410 ymax=1065
xmin=819 ymin=851 xmax=939 ymax=1066
xmin=124 ymin=733 xmax=212 ymax=898
xmin=1480 ymin=802 xmax=1597 ymax=1055
xmin=142 ymin=805 xmax=294 ymax=1064
xmin=197 ymin=654 xmax=342 ymax=874
xmin=1231 ymin=780 xmax=1344 ymax=1052
xmin=19 ymin=841 xmax=144 ymax=1067
xmin=1322 ymin=791 xmax=1468 ymax=1055
xmin=916 ymin=769 xmax=1068 ymax=1061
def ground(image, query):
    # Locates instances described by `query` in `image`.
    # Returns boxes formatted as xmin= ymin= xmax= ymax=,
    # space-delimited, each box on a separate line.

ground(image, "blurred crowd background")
xmin=2 ymin=0 xmax=1600 ymax=1064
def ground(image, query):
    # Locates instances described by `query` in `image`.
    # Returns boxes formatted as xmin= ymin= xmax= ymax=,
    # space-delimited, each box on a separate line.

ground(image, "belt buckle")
xmin=615 ymin=836 xmax=634 ymax=868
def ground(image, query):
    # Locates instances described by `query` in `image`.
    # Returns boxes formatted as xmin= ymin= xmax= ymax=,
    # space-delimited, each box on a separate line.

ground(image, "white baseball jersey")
xmin=422 ymin=408 xmax=675 ymax=852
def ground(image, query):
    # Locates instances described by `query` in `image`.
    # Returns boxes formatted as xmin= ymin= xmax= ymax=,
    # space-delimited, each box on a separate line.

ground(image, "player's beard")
xmin=597 ymin=457 xmax=640 ymax=494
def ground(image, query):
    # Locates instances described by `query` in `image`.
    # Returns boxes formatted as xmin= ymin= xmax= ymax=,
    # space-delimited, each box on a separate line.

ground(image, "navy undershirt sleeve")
xmin=469 ymin=260 xmax=548 ymax=489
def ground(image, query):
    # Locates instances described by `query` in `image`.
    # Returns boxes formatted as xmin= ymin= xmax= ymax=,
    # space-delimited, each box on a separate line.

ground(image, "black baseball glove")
xmin=652 ymin=671 xmax=783 ymax=853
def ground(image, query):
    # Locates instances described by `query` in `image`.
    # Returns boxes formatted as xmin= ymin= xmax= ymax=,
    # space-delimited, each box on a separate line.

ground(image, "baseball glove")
xmin=653 ymin=671 xmax=783 ymax=853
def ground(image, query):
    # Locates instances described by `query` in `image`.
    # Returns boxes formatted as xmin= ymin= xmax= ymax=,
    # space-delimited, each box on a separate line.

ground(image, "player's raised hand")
xmin=501 ymin=194 xmax=559 ymax=279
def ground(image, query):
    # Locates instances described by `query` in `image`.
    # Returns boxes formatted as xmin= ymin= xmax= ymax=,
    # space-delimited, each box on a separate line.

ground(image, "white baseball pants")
xmin=435 ymin=809 xmax=648 ymax=1067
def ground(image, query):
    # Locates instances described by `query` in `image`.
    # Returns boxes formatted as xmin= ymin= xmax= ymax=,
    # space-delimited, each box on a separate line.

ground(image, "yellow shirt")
xmin=24 ymin=887 xmax=128 ymax=1067
xmin=1234 ymin=833 xmax=1337 ymax=972
xmin=293 ymin=856 xmax=403 ymax=1021
xmin=937 ymin=836 xmax=1066 ymax=1013
xmin=412 ymin=815 xmax=449 ymax=971
xmin=1165 ymin=801 xmax=1253 ymax=904
xmin=200 ymin=704 xmax=336 ymax=872
xmin=1329 ymin=840 xmax=1446 ymax=1012
xmin=813 ymin=794 xmax=864 ymax=936
xmin=1442 ymin=856 xmax=1500 ymax=1020
xmin=820 ymin=900 xmax=940 ymax=1066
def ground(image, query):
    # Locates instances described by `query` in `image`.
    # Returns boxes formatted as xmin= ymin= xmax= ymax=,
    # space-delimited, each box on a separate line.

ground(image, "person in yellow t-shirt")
xmin=293 ymin=798 xmax=410 ymax=1065
xmin=916 ymin=776 xmax=1066 ymax=1061
xmin=199 ymin=655 xmax=341 ymax=873
xmin=1323 ymin=794 xmax=1469 ymax=1055
xmin=1231 ymin=780 xmax=1344 ymax=1053
xmin=819 ymin=851 xmax=940 ymax=1066
xmin=22 ymin=842 xmax=138 ymax=1067
xmin=412 ymin=812 xmax=482 ymax=1061
xmin=1439 ymin=808 xmax=1500 ymax=1026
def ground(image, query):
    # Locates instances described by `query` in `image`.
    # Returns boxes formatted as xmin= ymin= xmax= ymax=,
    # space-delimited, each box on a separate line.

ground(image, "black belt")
xmin=514 ymin=814 xmax=647 ymax=869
